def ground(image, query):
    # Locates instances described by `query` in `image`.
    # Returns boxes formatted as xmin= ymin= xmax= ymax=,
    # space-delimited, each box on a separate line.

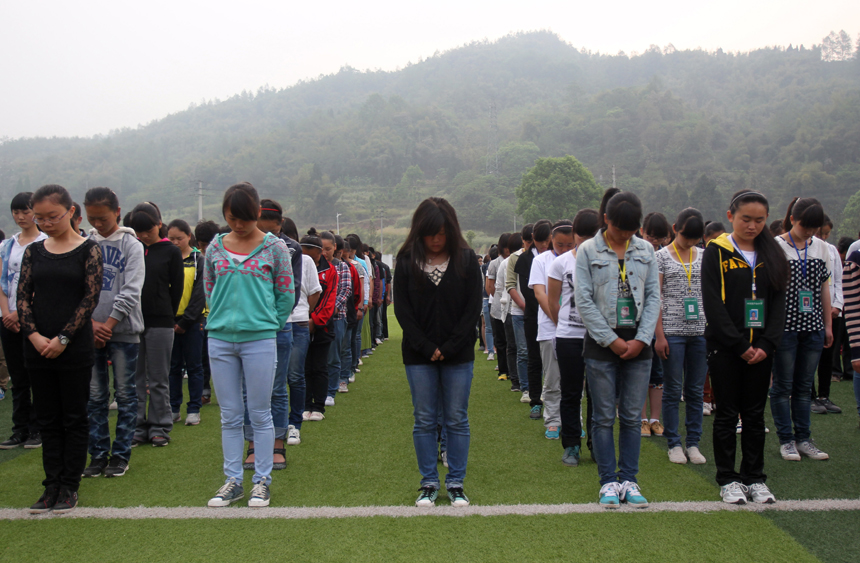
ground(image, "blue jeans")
xmin=353 ymin=316 xmax=364 ymax=370
xmin=586 ymin=356 xmax=651 ymax=486
xmin=169 ymin=322 xmax=205 ymax=415
xmin=243 ymin=325 xmax=293 ymax=441
xmin=340 ymin=322 xmax=355 ymax=384
xmin=510 ymin=314 xmax=529 ymax=392
xmin=770 ymin=330 xmax=825 ymax=445
xmin=405 ymin=362 xmax=473 ymax=489
xmin=661 ymin=335 xmax=707 ymax=449
xmin=482 ymin=298 xmax=494 ymax=353
xmin=287 ymin=323 xmax=310 ymax=429
xmin=88 ymin=342 xmax=139 ymax=462
xmin=327 ymin=318 xmax=346 ymax=398
xmin=209 ymin=337 xmax=277 ymax=485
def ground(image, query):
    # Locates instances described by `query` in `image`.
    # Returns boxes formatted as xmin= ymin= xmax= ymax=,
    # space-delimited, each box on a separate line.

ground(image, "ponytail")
xmin=782 ymin=197 xmax=824 ymax=232
xmin=728 ymin=190 xmax=788 ymax=292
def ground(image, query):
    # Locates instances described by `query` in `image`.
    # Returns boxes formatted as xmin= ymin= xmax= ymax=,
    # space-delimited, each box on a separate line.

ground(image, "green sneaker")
xmin=529 ymin=405 xmax=542 ymax=420
xmin=562 ymin=446 xmax=581 ymax=467
xmin=415 ymin=486 xmax=439 ymax=507
xmin=447 ymin=487 xmax=470 ymax=507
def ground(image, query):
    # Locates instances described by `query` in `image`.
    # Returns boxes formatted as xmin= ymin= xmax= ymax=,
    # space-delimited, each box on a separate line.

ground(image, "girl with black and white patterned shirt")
xmin=770 ymin=197 xmax=832 ymax=463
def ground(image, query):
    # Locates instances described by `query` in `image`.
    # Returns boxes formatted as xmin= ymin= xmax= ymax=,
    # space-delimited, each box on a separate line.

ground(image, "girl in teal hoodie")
xmin=204 ymin=182 xmax=294 ymax=509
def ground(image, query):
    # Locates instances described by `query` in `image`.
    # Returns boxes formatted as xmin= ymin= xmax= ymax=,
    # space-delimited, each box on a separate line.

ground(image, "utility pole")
xmin=198 ymin=180 xmax=204 ymax=221
xmin=612 ymin=165 xmax=616 ymax=189
xmin=514 ymin=214 xmax=517 ymax=232
xmin=378 ymin=208 xmax=385 ymax=254
xmin=336 ymin=213 xmax=342 ymax=235
xmin=485 ymin=100 xmax=499 ymax=175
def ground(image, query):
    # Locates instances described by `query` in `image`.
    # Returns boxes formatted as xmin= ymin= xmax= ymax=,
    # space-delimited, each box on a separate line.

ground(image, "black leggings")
xmin=1 ymin=326 xmax=37 ymax=437
xmin=304 ymin=340 xmax=332 ymax=413
xmin=555 ymin=338 xmax=592 ymax=449
xmin=491 ymin=317 xmax=508 ymax=376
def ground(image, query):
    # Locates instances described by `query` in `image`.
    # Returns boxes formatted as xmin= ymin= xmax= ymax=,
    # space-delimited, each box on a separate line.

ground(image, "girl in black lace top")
xmin=18 ymin=185 xmax=103 ymax=515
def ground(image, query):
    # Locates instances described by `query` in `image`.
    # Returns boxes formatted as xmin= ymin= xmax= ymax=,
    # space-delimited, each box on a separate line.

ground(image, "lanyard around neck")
xmin=729 ymin=235 xmax=758 ymax=297
xmin=787 ymin=231 xmax=808 ymax=282
xmin=672 ymin=241 xmax=693 ymax=289
xmin=604 ymin=231 xmax=630 ymax=284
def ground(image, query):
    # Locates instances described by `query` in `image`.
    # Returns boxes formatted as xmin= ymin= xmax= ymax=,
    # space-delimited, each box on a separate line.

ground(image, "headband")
xmin=552 ymin=225 xmax=573 ymax=233
xmin=300 ymin=242 xmax=322 ymax=249
xmin=730 ymin=192 xmax=766 ymax=207
xmin=260 ymin=208 xmax=281 ymax=213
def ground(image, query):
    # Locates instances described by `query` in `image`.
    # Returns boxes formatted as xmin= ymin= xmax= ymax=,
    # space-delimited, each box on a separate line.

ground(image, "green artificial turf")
xmin=764 ymin=510 xmax=860 ymax=563
xmin=0 ymin=512 xmax=821 ymax=563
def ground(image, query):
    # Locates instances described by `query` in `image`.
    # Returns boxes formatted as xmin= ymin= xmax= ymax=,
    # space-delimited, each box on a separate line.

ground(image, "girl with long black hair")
xmin=394 ymin=197 xmax=482 ymax=507
xmin=702 ymin=190 xmax=788 ymax=504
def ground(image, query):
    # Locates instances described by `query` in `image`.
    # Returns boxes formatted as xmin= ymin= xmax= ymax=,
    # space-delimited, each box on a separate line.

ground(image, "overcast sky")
xmin=1 ymin=0 xmax=856 ymax=139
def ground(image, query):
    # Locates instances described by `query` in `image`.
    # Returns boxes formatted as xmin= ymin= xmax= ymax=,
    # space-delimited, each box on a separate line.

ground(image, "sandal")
xmin=273 ymin=448 xmax=287 ymax=470
xmin=243 ymin=448 xmax=255 ymax=470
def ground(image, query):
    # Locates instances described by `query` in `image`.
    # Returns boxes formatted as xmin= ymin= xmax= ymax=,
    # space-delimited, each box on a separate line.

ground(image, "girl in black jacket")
xmin=394 ymin=197 xmax=482 ymax=508
xmin=702 ymin=190 xmax=788 ymax=506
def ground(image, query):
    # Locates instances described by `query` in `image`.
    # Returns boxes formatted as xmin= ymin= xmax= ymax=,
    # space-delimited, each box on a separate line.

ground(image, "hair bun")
xmin=307 ymin=227 xmax=318 ymax=236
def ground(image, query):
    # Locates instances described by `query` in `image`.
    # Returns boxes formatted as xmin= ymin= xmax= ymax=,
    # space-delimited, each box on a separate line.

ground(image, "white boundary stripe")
xmin=3 ymin=499 xmax=860 ymax=520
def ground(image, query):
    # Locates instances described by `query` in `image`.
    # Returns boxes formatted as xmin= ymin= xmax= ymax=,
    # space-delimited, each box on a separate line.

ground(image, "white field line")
xmin=3 ymin=498 xmax=860 ymax=521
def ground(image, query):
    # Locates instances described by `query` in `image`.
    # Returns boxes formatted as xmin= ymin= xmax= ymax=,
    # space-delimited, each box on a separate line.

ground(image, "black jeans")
xmin=708 ymin=349 xmax=773 ymax=486
xmin=814 ymin=335 xmax=835 ymax=400
xmin=382 ymin=301 xmax=390 ymax=339
xmin=503 ymin=316 xmax=519 ymax=387
xmin=202 ymin=327 xmax=211 ymax=393
xmin=556 ymin=337 xmax=589 ymax=449
xmin=831 ymin=316 xmax=852 ymax=381
xmin=29 ymin=366 xmax=91 ymax=492
xmin=490 ymin=317 xmax=508 ymax=376
xmin=1 ymin=325 xmax=37 ymax=437
xmin=304 ymin=340 xmax=332 ymax=413
xmin=525 ymin=316 xmax=543 ymax=407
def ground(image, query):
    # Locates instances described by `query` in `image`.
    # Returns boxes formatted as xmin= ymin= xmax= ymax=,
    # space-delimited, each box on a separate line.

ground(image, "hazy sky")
xmin=1 ymin=0 xmax=856 ymax=139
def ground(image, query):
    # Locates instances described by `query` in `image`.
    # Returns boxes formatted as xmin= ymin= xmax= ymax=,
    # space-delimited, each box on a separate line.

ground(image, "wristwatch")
xmin=58 ymin=335 xmax=70 ymax=346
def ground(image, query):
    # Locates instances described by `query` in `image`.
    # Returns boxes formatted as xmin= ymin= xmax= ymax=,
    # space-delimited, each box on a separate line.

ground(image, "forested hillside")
xmin=2 ymin=30 xmax=859 ymax=248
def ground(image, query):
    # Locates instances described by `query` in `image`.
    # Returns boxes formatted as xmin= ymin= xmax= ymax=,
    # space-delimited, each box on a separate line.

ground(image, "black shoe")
xmin=104 ymin=457 xmax=129 ymax=478
xmin=151 ymin=436 xmax=169 ymax=447
xmin=510 ymin=384 xmax=521 ymax=392
xmin=23 ymin=433 xmax=42 ymax=449
xmin=243 ymin=447 xmax=255 ymax=470
xmin=819 ymin=398 xmax=842 ymax=414
xmin=82 ymin=457 xmax=109 ymax=478
xmin=52 ymin=488 xmax=78 ymax=514
xmin=0 ymin=433 xmax=27 ymax=449
xmin=29 ymin=486 xmax=60 ymax=514
xmin=811 ymin=399 xmax=828 ymax=414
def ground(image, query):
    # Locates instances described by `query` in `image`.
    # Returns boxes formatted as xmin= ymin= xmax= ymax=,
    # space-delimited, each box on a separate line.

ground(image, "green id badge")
xmin=745 ymin=299 xmax=765 ymax=328
xmin=683 ymin=297 xmax=699 ymax=320
xmin=617 ymin=296 xmax=636 ymax=327
xmin=798 ymin=290 xmax=813 ymax=313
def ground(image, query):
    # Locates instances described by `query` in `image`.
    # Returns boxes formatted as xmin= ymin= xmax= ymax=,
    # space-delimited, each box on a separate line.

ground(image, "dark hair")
xmin=317 ymin=228 xmax=336 ymax=245
xmin=346 ymin=233 xmax=364 ymax=258
xmin=837 ymin=237 xmax=854 ymax=255
xmin=397 ymin=197 xmax=470 ymax=281
xmin=122 ymin=211 xmax=132 ymax=227
xmin=10 ymin=192 xmax=34 ymax=212
xmin=550 ymin=220 xmax=574 ymax=239
xmin=260 ymin=199 xmax=283 ymax=222
xmin=573 ymin=209 xmax=600 ymax=238
xmin=84 ymin=187 xmax=119 ymax=211
xmin=507 ymin=232 xmax=523 ymax=253
xmin=219 ymin=225 xmax=232 ymax=234
xmin=674 ymin=208 xmax=705 ymax=240
xmin=497 ymin=233 xmax=511 ymax=254
xmin=343 ymin=240 xmax=352 ymax=252
xmin=533 ymin=220 xmax=552 ymax=243
xmin=769 ymin=220 xmax=785 ymax=237
xmin=643 ymin=211 xmax=671 ymax=239
xmin=31 ymin=184 xmax=73 ymax=209
xmin=283 ymin=218 xmax=299 ymax=241
xmin=705 ymin=222 xmax=725 ymax=238
xmin=301 ymin=228 xmax=323 ymax=249
xmin=823 ymin=214 xmax=833 ymax=230
xmin=782 ymin=197 xmax=824 ymax=232
xmin=488 ymin=245 xmax=499 ymax=261
xmin=728 ymin=190 xmax=788 ymax=291
xmin=521 ymin=223 xmax=534 ymax=242
xmin=128 ymin=202 xmax=162 ymax=233
xmin=334 ymin=234 xmax=345 ymax=251
xmin=194 ymin=220 xmax=220 ymax=244
xmin=168 ymin=219 xmax=192 ymax=237
xmin=599 ymin=188 xmax=642 ymax=231
xmin=222 ymin=182 xmax=260 ymax=222
xmin=0 ymin=229 xmax=5 ymax=241
xmin=71 ymin=201 xmax=82 ymax=230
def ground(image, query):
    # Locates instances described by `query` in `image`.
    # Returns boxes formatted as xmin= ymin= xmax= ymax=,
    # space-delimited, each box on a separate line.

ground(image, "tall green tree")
xmin=516 ymin=156 xmax=602 ymax=222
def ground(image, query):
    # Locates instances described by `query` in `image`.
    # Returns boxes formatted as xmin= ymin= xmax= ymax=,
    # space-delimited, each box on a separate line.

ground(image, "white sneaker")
xmin=668 ymin=446 xmax=687 ymax=464
xmin=796 ymin=440 xmax=829 ymax=460
xmin=325 ymin=396 xmax=335 ymax=407
xmin=172 ymin=413 xmax=182 ymax=423
xmin=736 ymin=420 xmax=743 ymax=434
xmin=287 ymin=425 xmax=301 ymax=446
xmin=349 ymin=375 xmax=356 ymax=383
xmin=441 ymin=451 xmax=448 ymax=468
xmin=302 ymin=410 xmax=311 ymax=421
xmin=185 ymin=413 xmax=201 ymax=426
xmin=747 ymin=482 xmax=776 ymax=504
xmin=338 ymin=382 xmax=349 ymax=393
xmin=520 ymin=391 xmax=531 ymax=403
xmin=248 ymin=481 xmax=270 ymax=508
xmin=109 ymin=401 xmax=118 ymax=411
xmin=309 ymin=412 xmax=325 ymax=421
xmin=483 ymin=349 xmax=489 ymax=354
xmin=686 ymin=446 xmax=706 ymax=465
xmin=720 ymin=481 xmax=748 ymax=504
xmin=702 ymin=402 xmax=712 ymax=416
xmin=780 ymin=441 xmax=801 ymax=461
xmin=358 ymin=358 xmax=363 ymax=366
xmin=487 ymin=353 xmax=495 ymax=361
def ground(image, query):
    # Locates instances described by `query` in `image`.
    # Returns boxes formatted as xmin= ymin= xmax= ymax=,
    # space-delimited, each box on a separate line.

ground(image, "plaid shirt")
xmin=333 ymin=259 xmax=352 ymax=320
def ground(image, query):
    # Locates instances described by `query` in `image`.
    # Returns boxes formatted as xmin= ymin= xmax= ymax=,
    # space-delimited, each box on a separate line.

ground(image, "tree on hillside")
xmin=839 ymin=188 xmax=860 ymax=239
xmin=397 ymin=165 xmax=424 ymax=199
xmin=689 ymin=174 xmax=721 ymax=222
xmin=516 ymin=156 xmax=602 ymax=223
xmin=292 ymin=163 xmax=340 ymax=224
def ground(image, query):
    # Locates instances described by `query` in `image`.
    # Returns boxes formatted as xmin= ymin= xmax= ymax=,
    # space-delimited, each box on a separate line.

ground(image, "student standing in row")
xmin=703 ymin=190 xmax=787 ymax=504
xmin=654 ymin=208 xmax=708 ymax=465
xmin=82 ymin=187 xmax=144 ymax=478
xmin=575 ymin=188 xmax=659 ymax=509
xmin=21 ymin=185 xmax=103 ymax=514
xmin=129 ymin=203 xmax=184 ymax=447
xmin=0 ymin=192 xmax=47 ymax=450
xmin=486 ymin=233 xmax=510 ymax=374
xmin=324 ymin=233 xmax=352 ymax=402
xmin=519 ymin=221 xmax=550 ymax=419
xmin=205 ymin=182 xmax=294 ymax=508
xmin=811 ymin=216 xmax=843 ymax=414
xmin=194 ymin=220 xmax=220 ymax=405
xmin=395 ymin=197 xmax=482 ymax=508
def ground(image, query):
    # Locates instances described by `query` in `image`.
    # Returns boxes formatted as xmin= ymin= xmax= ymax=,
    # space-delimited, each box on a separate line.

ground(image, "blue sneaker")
xmin=581 ymin=428 xmax=586 ymax=438
xmin=0 ymin=388 xmax=5 ymax=400
xmin=562 ymin=446 xmax=581 ymax=467
xmin=545 ymin=426 xmax=559 ymax=440
xmin=620 ymin=481 xmax=649 ymax=508
xmin=415 ymin=486 xmax=439 ymax=507
xmin=529 ymin=405 xmax=542 ymax=420
xmin=599 ymin=483 xmax=620 ymax=509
